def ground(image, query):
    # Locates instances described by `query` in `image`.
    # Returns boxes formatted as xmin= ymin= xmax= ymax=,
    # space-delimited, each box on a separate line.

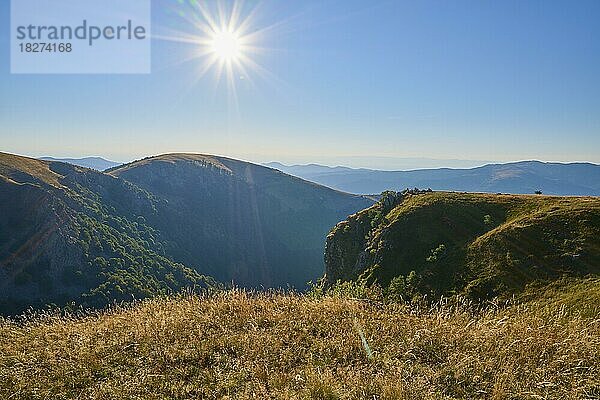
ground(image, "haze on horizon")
xmin=1 ymin=0 xmax=599 ymax=166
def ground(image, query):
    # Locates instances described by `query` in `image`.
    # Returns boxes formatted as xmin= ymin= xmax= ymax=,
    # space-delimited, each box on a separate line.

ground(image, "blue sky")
xmin=1 ymin=0 xmax=599 ymax=168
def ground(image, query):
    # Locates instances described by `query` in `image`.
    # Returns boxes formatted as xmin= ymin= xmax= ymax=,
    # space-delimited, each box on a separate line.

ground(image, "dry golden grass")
xmin=1 ymin=290 xmax=598 ymax=399
xmin=0 ymin=152 xmax=63 ymax=187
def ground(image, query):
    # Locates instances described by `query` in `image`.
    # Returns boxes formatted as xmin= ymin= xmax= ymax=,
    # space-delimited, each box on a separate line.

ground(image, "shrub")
xmin=426 ymin=244 xmax=447 ymax=263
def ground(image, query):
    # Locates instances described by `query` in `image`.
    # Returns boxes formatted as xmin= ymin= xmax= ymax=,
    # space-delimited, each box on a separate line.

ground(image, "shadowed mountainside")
xmin=0 ymin=152 xmax=210 ymax=314
xmin=108 ymin=154 xmax=374 ymax=288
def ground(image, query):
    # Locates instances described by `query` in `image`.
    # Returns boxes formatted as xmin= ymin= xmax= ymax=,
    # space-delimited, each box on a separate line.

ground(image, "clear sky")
xmin=1 ymin=0 xmax=599 ymax=168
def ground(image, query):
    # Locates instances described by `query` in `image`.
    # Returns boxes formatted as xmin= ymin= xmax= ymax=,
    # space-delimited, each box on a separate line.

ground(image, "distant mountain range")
xmin=39 ymin=156 xmax=120 ymax=171
xmin=269 ymin=156 xmax=494 ymax=170
xmin=0 ymin=152 xmax=372 ymax=314
xmin=265 ymin=161 xmax=600 ymax=196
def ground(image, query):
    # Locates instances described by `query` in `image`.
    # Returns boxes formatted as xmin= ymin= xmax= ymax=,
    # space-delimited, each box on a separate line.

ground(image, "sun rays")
xmin=154 ymin=0 xmax=281 ymax=111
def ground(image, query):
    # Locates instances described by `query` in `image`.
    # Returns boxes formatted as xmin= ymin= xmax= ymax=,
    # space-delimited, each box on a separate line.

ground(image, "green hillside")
xmin=325 ymin=191 xmax=600 ymax=299
xmin=0 ymin=153 xmax=212 ymax=314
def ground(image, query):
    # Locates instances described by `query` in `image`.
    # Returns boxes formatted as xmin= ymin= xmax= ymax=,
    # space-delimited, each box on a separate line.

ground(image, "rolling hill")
xmin=325 ymin=190 xmax=600 ymax=299
xmin=267 ymin=160 xmax=600 ymax=196
xmin=0 ymin=152 xmax=372 ymax=314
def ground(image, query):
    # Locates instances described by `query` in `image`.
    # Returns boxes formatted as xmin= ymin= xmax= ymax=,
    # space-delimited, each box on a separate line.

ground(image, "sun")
xmin=156 ymin=0 xmax=285 ymax=108
xmin=209 ymin=29 xmax=243 ymax=63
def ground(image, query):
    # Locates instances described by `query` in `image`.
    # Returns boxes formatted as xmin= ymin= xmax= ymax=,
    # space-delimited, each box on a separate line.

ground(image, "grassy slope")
xmin=325 ymin=192 xmax=600 ymax=299
xmin=1 ymin=280 xmax=598 ymax=399
xmin=107 ymin=153 xmax=234 ymax=175
xmin=0 ymin=152 xmax=63 ymax=187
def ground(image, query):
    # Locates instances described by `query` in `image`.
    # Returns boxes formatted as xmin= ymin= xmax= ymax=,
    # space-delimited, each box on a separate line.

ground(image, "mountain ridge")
xmin=267 ymin=160 xmax=600 ymax=196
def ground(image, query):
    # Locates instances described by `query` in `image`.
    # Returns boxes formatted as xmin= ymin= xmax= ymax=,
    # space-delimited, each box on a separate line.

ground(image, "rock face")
xmin=324 ymin=191 xmax=600 ymax=299
xmin=325 ymin=191 xmax=405 ymax=284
